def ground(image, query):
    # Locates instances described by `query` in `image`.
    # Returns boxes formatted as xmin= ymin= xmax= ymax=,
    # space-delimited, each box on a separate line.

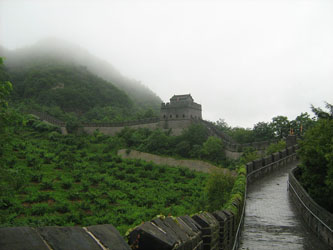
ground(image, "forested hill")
xmin=0 ymin=38 xmax=161 ymax=121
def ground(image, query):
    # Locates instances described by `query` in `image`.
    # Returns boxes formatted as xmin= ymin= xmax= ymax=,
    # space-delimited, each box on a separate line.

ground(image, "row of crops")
xmin=0 ymin=117 xmax=209 ymax=235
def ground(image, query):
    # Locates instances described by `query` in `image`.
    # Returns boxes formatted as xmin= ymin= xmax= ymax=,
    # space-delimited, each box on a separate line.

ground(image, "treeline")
xmin=297 ymin=103 xmax=333 ymax=213
xmin=213 ymin=113 xmax=316 ymax=144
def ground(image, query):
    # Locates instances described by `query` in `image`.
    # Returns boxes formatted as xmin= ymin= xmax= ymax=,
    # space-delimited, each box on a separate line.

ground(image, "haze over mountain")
xmin=0 ymin=38 xmax=162 ymax=122
xmin=1 ymin=38 xmax=161 ymax=110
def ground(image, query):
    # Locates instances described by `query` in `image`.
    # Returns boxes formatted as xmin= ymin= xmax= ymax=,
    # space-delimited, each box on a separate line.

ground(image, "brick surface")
xmin=239 ymin=162 xmax=330 ymax=250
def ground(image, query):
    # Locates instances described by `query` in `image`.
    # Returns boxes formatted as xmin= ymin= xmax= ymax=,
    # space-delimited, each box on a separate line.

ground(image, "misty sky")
xmin=1 ymin=0 xmax=332 ymax=127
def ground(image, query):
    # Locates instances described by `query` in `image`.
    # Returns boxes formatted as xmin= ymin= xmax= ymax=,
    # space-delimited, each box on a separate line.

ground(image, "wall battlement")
xmin=160 ymin=94 xmax=202 ymax=120
xmin=0 ymin=145 xmax=299 ymax=250
xmin=29 ymin=94 xmax=280 ymax=154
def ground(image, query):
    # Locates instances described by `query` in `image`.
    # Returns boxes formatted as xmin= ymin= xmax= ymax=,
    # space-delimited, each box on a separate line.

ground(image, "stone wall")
xmin=1 ymin=146 xmax=298 ymax=249
xmin=117 ymin=149 xmax=229 ymax=174
xmin=83 ymin=119 xmax=197 ymax=136
xmin=83 ymin=121 xmax=159 ymax=136
xmin=289 ymin=167 xmax=333 ymax=249
xmin=30 ymin=111 xmax=278 ymax=156
xmin=245 ymin=146 xmax=297 ymax=184
xmin=0 ymin=224 xmax=131 ymax=250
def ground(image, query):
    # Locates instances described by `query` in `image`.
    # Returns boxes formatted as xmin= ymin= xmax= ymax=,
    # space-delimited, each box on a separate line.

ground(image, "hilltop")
xmin=0 ymin=38 xmax=161 ymax=122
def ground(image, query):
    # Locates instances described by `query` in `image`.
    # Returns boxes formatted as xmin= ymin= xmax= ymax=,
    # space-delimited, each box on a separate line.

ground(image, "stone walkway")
xmin=240 ymin=162 xmax=329 ymax=250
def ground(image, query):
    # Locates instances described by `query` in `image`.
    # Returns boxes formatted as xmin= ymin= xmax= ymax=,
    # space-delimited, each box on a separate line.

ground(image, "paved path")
xmin=240 ymin=162 xmax=329 ymax=250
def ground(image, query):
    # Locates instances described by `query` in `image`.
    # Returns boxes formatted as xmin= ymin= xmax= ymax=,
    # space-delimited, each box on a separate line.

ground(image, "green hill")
xmin=0 ymin=39 xmax=162 ymax=122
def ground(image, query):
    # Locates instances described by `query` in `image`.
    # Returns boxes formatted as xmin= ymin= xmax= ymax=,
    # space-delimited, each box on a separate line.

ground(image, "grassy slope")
xmin=0 ymin=117 xmax=207 ymax=235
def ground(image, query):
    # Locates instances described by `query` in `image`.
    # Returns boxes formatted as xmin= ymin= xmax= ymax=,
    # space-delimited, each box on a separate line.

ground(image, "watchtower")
xmin=160 ymin=94 xmax=202 ymax=120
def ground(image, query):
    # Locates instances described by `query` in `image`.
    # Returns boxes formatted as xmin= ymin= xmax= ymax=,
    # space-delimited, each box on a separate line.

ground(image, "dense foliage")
xmin=205 ymin=170 xmax=236 ymax=211
xmin=223 ymin=165 xmax=246 ymax=215
xmin=0 ymin=116 xmax=209 ymax=235
xmin=0 ymin=62 xmax=211 ymax=235
xmin=214 ymin=112 xmax=315 ymax=143
xmin=115 ymin=124 xmax=229 ymax=167
xmin=298 ymin=103 xmax=333 ymax=212
xmin=0 ymin=41 xmax=160 ymax=123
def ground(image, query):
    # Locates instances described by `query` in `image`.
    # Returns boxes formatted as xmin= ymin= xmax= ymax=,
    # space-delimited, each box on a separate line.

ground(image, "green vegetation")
xmin=0 ymin=40 xmax=161 ymax=123
xmin=0 ymin=116 xmax=208 ymax=235
xmin=2 ymin=60 xmax=159 ymax=123
xmin=116 ymin=124 xmax=229 ymax=167
xmin=265 ymin=140 xmax=286 ymax=156
xmin=0 ymin=64 xmax=208 ymax=235
xmin=205 ymin=170 xmax=236 ymax=211
xmin=223 ymin=165 xmax=246 ymax=215
xmin=214 ymin=112 xmax=315 ymax=143
xmin=298 ymin=102 xmax=333 ymax=213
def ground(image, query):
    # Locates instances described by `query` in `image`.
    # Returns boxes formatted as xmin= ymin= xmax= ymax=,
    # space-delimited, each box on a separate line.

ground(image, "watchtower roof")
xmin=170 ymin=94 xmax=194 ymax=103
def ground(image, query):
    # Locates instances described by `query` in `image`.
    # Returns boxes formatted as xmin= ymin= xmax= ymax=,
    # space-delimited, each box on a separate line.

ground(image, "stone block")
xmin=128 ymin=221 xmax=179 ymax=250
xmin=87 ymin=224 xmax=131 ymax=250
xmin=192 ymin=212 xmax=219 ymax=250
xmin=286 ymin=146 xmax=294 ymax=155
xmin=273 ymin=152 xmax=280 ymax=162
xmin=286 ymin=135 xmax=297 ymax=147
xmin=253 ymin=159 xmax=262 ymax=170
xmin=213 ymin=211 xmax=228 ymax=249
xmin=280 ymin=149 xmax=287 ymax=158
xmin=0 ymin=227 xmax=49 ymax=250
xmin=264 ymin=155 xmax=272 ymax=165
xmin=37 ymin=226 xmax=102 ymax=250
xmin=246 ymin=162 xmax=253 ymax=174
xmin=222 ymin=210 xmax=234 ymax=249
xmin=177 ymin=216 xmax=203 ymax=250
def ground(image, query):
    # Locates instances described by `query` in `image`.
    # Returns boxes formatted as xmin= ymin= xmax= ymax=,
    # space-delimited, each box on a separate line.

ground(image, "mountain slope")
xmin=1 ymin=38 xmax=162 ymax=112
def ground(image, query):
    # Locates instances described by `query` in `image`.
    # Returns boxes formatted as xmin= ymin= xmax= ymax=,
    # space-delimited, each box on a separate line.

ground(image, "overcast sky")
xmin=1 ymin=0 xmax=332 ymax=127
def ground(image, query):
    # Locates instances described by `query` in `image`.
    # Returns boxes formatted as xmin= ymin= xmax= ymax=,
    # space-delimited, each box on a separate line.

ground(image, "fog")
xmin=1 ymin=0 xmax=332 ymax=127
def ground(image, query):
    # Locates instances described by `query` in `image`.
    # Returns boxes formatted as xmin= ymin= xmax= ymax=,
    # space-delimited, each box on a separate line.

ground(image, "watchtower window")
xmin=163 ymin=115 xmax=166 ymax=119
xmin=183 ymin=114 xmax=185 ymax=118
xmin=170 ymin=114 xmax=172 ymax=118
xmin=176 ymin=114 xmax=178 ymax=118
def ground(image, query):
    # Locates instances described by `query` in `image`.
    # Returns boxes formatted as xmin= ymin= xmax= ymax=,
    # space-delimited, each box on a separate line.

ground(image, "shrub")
xmin=205 ymin=170 xmax=236 ymax=211
xmin=40 ymin=180 xmax=54 ymax=190
xmin=265 ymin=140 xmax=286 ymax=155
xmin=55 ymin=201 xmax=70 ymax=214
xmin=61 ymin=178 xmax=73 ymax=190
xmin=31 ymin=203 xmax=49 ymax=216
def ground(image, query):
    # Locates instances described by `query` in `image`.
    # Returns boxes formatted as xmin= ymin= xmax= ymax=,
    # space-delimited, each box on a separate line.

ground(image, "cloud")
xmin=1 ymin=0 xmax=332 ymax=127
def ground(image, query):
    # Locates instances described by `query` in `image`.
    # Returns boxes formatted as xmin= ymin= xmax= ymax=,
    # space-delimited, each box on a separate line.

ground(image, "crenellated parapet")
xmin=160 ymin=94 xmax=202 ymax=120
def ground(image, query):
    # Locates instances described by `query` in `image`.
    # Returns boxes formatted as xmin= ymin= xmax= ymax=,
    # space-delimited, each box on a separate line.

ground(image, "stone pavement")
xmin=240 ymin=162 xmax=329 ymax=250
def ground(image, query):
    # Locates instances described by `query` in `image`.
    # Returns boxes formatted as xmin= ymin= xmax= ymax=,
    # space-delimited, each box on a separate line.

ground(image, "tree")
xmin=311 ymin=102 xmax=333 ymax=120
xmin=271 ymin=115 xmax=290 ymax=139
xmin=228 ymin=127 xmax=254 ymax=144
xmin=253 ymin=122 xmax=274 ymax=141
xmin=142 ymin=129 xmax=170 ymax=154
xmin=290 ymin=112 xmax=315 ymax=137
xmin=298 ymin=103 xmax=333 ymax=212
xmin=201 ymin=136 xmax=225 ymax=164
xmin=180 ymin=124 xmax=209 ymax=148
xmin=214 ymin=118 xmax=230 ymax=133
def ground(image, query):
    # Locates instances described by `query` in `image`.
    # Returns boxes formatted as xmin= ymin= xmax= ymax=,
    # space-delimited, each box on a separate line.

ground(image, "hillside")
xmin=0 ymin=113 xmax=208 ymax=235
xmin=0 ymin=38 xmax=162 ymax=121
